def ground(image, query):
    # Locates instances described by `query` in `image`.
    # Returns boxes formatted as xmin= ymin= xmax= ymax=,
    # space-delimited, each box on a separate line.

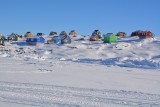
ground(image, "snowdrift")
xmin=0 ymin=35 xmax=160 ymax=69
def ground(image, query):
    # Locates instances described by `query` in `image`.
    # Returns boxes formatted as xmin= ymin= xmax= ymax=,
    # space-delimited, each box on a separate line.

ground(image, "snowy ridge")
xmin=0 ymin=81 xmax=160 ymax=107
xmin=0 ymin=36 xmax=160 ymax=69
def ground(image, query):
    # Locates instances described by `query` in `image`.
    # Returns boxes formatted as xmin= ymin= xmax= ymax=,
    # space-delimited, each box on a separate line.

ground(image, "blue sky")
xmin=0 ymin=0 xmax=160 ymax=36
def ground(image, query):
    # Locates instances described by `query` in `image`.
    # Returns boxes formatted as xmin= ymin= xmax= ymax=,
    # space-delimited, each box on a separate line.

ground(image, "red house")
xmin=131 ymin=30 xmax=153 ymax=38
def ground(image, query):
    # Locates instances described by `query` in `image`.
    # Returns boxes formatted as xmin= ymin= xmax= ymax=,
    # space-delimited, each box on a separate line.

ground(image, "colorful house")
xmin=116 ymin=32 xmax=127 ymax=37
xmin=47 ymin=32 xmax=58 ymax=44
xmin=103 ymin=33 xmax=117 ymax=43
xmin=90 ymin=30 xmax=103 ymax=41
xmin=24 ymin=32 xmax=33 ymax=38
xmin=69 ymin=30 xmax=77 ymax=37
xmin=6 ymin=33 xmax=19 ymax=41
xmin=26 ymin=36 xmax=45 ymax=45
xmin=49 ymin=31 xmax=57 ymax=36
xmin=0 ymin=36 xmax=5 ymax=46
xmin=131 ymin=30 xmax=154 ymax=39
xmin=59 ymin=31 xmax=71 ymax=44
xmin=10 ymin=33 xmax=18 ymax=41
xmin=37 ymin=33 xmax=45 ymax=37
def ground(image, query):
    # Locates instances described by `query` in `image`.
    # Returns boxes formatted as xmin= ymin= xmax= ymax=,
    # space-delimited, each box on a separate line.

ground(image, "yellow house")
xmin=69 ymin=30 xmax=77 ymax=37
xmin=24 ymin=32 xmax=33 ymax=37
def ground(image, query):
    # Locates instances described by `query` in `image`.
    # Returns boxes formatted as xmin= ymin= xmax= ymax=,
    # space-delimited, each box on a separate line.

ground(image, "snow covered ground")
xmin=0 ymin=36 xmax=160 ymax=106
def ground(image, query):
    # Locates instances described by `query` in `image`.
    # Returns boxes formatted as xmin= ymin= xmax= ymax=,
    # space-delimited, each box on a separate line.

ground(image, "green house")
xmin=103 ymin=33 xmax=117 ymax=43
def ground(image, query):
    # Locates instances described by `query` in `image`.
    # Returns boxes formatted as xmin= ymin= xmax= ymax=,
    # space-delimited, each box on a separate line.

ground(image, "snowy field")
xmin=0 ymin=36 xmax=160 ymax=106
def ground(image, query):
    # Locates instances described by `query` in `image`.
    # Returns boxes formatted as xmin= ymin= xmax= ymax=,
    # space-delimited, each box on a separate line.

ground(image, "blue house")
xmin=26 ymin=36 xmax=45 ymax=45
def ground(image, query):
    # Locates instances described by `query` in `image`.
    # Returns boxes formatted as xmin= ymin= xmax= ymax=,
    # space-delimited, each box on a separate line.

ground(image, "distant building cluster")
xmin=0 ymin=30 xmax=154 ymax=46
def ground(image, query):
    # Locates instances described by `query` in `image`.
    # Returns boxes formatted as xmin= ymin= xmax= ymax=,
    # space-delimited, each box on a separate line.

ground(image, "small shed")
xmin=103 ymin=33 xmax=117 ymax=43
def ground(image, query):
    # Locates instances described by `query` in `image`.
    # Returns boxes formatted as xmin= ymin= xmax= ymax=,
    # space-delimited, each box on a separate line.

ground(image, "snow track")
xmin=0 ymin=81 xmax=160 ymax=107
